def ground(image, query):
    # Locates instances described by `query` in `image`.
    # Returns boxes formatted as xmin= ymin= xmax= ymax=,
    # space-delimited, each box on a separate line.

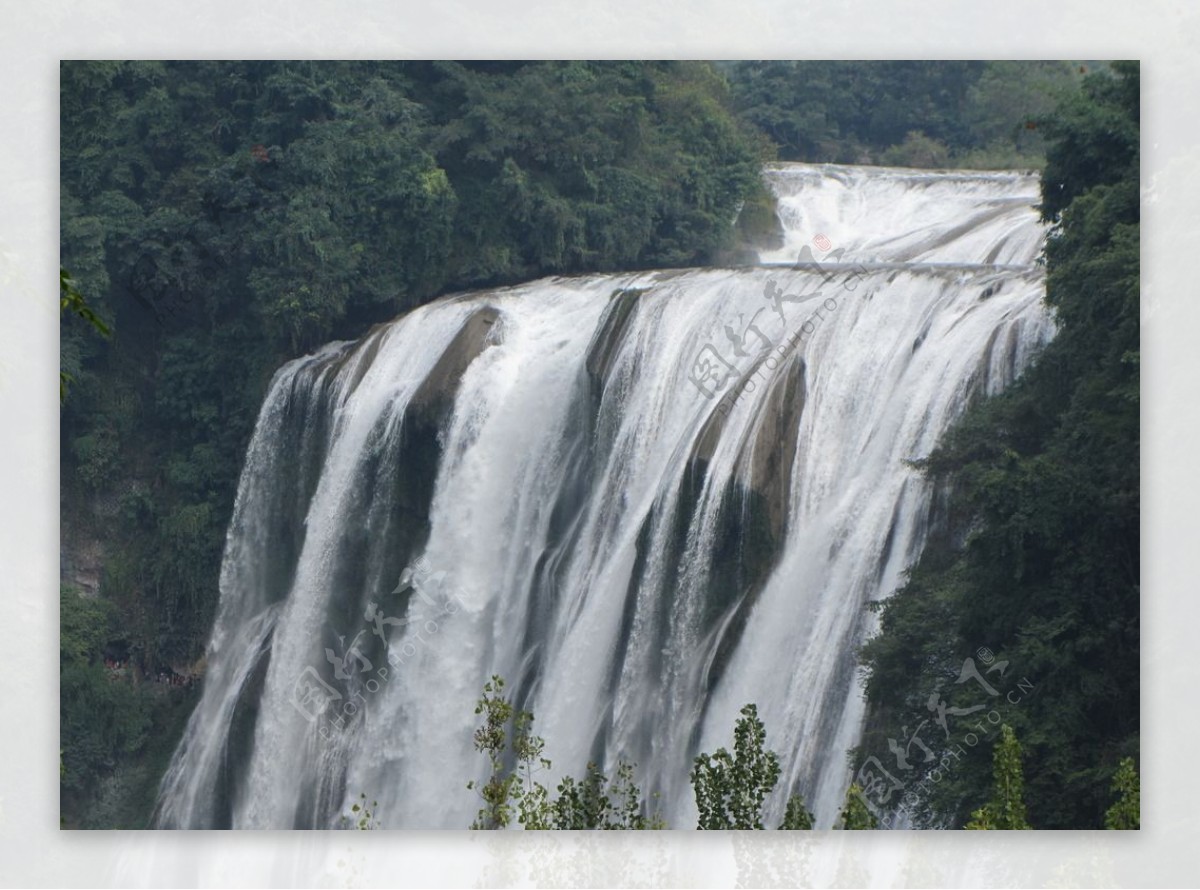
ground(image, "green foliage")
xmin=963 ymin=806 xmax=995 ymax=830
xmin=839 ymin=783 xmax=879 ymax=830
xmin=466 ymin=675 xmax=662 ymax=830
xmin=780 ymin=794 xmax=815 ymax=830
xmin=59 ymin=585 xmax=168 ymax=823
xmin=418 ymin=61 xmax=763 ymax=279
xmin=1039 ymin=61 xmax=1139 ymax=220
xmin=964 ymin=725 xmax=1031 ymax=829
xmin=553 ymin=761 xmax=664 ymax=830
xmin=74 ymin=684 xmax=200 ymax=829
xmin=343 ymin=793 xmax=380 ymax=830
xmin=728 ymin=61 xmax=1084 ymax=168
xmin=857 ymin=62 xmax=1139 ymax=829
xmin=60 ymin=585 xmax=113 ymax=663
xmin=550 ymin=762 xmax=611 ymax=829
xmin=70 ymin=427 xmax=120 ymax=491
xmin=879 ymin=131 xmax=950 ymax=169
xmin=59 ymin=267 xmax=110 ymax=402
xmin=60 ymin=268 xmax=111 ymax=337
xmin=730 ymin=183 xmax=784 ymax=254
xmin=691 ymin=703 xmax=782 ymax=830
xmin=1104 ymin=757 xmax=1139 ymax=829
xmin=964 ymin=62 xmax=1070 ymax=142
xmin=466 ymin=674 xmax=560 ymax=830
xmin=467 ymin=674 xmax=524 ymax=829
xmin=465 ymin=680 xmax=828 ymax=831
xmin=512 ymin=708 xmax=554 ymax=830
xmin=60 ymin=660 xmax=152 ymax=792
xmin=991 ymin=725 xmax=1030 ymax=829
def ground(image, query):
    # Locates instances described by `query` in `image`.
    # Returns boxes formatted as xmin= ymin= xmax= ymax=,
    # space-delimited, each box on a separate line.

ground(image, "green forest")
xmin=59 ymin=60 xmax=1135 ymax=830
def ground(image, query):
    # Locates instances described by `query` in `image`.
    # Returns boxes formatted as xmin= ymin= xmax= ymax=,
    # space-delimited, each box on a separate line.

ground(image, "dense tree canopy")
xmin=727 ymin=60 xmax=1090 ymax=168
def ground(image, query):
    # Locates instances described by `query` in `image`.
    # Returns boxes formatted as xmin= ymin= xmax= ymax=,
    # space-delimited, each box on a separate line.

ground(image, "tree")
xmin=691 ymin=704 xmax=782 ymax=829
xmin=964 ymin=725 xmax=1031 ymax=830
xmin=963 ymin=806 xmax=996 ymax=830
xmin=780 ymin=794 xmax=815 ymax=829
xmin=466 ymin=684 xmax=814 ymax=830
xmin=59 ymin=267 xmax=110 ymax=402
xmin=466 ymin=675 xmax=547 ymax=829
xmin=839 ymin=783 xmax=879 ymax=830
xmin=1104 ymin=757 xmax=1139 ymax=829
xmin=59 ymin=585 xmax=154 ymax=821
xmin=727 ymin=61 xmax=1076 ymax=167
xmin=553 ymin=761 xmax=664 ymax=830
xmin=879 ymin=131 xmax=950 ymax=169
xmin=551 ymin=761 xmax=611 ymax=829
xmin=1038 ymin=61 xmax=1138 ymax=220
xmin=466 ymin=675 xmax=661 ymax=830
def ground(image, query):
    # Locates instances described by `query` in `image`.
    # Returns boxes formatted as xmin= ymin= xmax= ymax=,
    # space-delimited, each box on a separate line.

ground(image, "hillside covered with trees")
xmin=727 ymin=60 xmax=1096 ymax=169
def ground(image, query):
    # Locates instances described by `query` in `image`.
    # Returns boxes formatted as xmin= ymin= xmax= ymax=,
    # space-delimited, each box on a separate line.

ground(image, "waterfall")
xmin=155 ymin=162 xmax=1052 ymax=829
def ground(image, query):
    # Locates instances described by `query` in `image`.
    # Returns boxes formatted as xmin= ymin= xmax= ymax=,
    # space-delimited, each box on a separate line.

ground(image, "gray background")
xmin=1 ymin=2 xmax=1194 ymax=885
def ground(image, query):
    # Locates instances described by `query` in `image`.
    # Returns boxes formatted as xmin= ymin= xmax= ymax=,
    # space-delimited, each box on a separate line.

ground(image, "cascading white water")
xmin=155 ymin=163 xmax=1052 ymax=829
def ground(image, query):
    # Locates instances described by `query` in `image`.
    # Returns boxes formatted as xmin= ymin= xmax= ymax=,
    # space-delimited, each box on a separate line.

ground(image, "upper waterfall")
xmin=760 ymin=163 xmax=1044 ymax=267
xmin=155 ymin=163 xmax=1053 ymax=830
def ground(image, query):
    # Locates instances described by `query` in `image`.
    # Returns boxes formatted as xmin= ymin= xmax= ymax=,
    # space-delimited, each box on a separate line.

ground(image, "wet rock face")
xmin=689 ymin=348 xmax=805 ymax=542
xmin=584 ymin=287 xmax=644 ymax=398
xmin=366 ymin=304 xmax=504 ymax=628
xmin=744 ymin=354 xmax=806 ymax=541
xmin=410 ymin=305 xmax=501 ymax=417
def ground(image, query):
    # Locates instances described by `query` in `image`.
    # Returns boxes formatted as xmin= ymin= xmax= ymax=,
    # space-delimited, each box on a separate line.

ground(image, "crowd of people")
xmin=102 ymin=656 xmax=198 ymax=688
